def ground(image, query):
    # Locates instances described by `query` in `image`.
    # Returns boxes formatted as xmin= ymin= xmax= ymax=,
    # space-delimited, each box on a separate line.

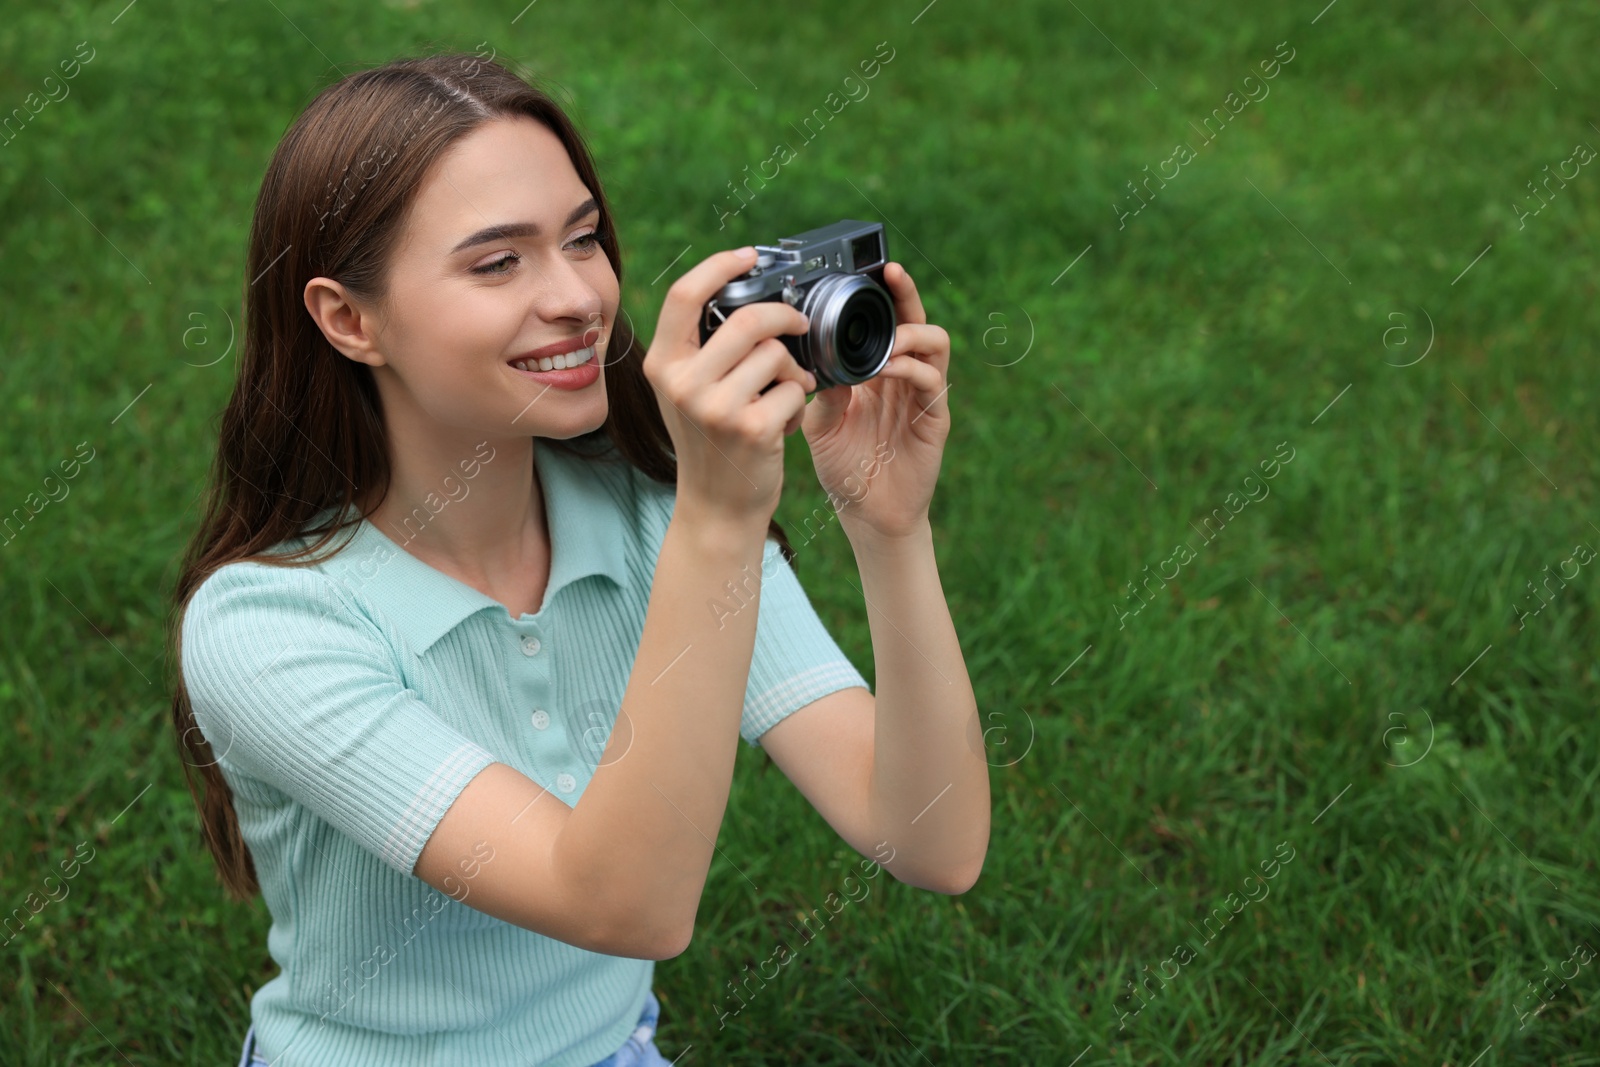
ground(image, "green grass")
xmin=3 ymin=0 xmax=1598 ymax=1062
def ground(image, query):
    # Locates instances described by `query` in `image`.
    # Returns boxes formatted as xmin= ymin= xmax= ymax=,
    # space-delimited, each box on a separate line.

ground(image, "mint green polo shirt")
xmin=180 ymin=439 xmax=871 ymax=1067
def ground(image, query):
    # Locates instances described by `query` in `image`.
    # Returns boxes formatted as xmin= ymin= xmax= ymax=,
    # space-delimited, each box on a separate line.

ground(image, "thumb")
xmin=805 ymin=383 xmax=853 ymax=430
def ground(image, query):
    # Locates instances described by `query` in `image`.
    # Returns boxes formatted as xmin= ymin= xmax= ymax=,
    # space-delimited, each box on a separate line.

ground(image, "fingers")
xmin=884 ymin=262 xmax=927 ymax=326
xmin=802 ymin=382 xmax=853 ymax=435
xmin=746 ymin=377 xmax=809 ymax=432
xmin=718 ymin=337 xmax=815 ymax=402
xmin=654 ymin=247 xmax=761 ymax=347
xmin=887 ymin=322 xmax=951 ymax=379
xmin=876 ymin=352 xmax=944 ymax=393
xmin=876 ymin=353 xmax=950 ymax=423
xmin=694 ymin=301 xmax=811 ymax=385
xmin=878 ymin=320 xmax=951 ymax=420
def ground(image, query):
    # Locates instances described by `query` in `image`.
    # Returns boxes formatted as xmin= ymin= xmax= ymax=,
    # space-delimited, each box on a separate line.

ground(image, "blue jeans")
xmin=237 ymin=989 xmax=670 ymax=1067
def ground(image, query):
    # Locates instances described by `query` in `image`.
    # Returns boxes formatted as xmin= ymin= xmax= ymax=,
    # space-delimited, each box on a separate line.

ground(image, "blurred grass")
xmin=2 ymin=0 xmax=1598 ymax=1063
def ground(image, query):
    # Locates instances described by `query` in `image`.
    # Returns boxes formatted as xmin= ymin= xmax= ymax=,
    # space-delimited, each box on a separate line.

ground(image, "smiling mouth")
xmin=509 ymin=345 xmax=596 ymax=373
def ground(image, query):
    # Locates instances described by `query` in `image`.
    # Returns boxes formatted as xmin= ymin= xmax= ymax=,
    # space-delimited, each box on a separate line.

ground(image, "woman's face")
xmin=360 ymin=115 xmax=619 ymax=440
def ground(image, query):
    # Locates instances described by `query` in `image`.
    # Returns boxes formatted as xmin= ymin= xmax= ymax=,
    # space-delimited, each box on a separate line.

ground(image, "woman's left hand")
xmin=802 ymin=261 xmax=951 ymax=541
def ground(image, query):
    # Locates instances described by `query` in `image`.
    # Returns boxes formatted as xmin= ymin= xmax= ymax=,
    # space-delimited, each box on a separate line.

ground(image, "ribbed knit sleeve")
xmin=180 ymin=562 xmax=498 ymax=879
xmin=739 ymin=538 xmax=872 ymax=747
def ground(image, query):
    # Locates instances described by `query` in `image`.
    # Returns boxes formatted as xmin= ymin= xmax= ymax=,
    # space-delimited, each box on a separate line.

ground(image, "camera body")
xmin=699 ymin=219 xmax=897 ymax=390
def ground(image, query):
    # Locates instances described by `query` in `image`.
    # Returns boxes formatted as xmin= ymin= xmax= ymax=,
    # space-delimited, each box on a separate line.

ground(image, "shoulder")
xmin=181 ymin=557 xmax=376 ymax=669
xmin=184 ymin=508 xmax=406 ymax=627
xmin=186 ymin=557 xmax=337 ymax=617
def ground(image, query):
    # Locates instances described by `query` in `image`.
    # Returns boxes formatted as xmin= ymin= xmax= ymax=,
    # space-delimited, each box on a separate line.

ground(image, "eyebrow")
xmin=449 ymin=196 xmax=599 ymax=255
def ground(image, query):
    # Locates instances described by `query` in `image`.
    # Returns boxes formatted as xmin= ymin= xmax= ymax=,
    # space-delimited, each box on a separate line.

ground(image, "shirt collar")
xmin=307 ymin=442 xmax=632 ymax=656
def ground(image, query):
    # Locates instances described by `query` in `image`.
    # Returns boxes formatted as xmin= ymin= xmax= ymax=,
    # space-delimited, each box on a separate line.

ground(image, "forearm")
xmin=557 ymin=506 xmax=768 ymax=951
xmin=848 ymin=518 xmax=990 ymax=893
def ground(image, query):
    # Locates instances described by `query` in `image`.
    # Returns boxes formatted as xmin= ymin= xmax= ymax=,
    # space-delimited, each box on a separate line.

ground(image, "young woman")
xmin=168 ymin=49 xmax=988 ymax=1066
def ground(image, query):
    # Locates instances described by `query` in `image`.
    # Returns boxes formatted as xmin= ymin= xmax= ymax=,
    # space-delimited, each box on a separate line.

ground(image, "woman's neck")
xmin=363 ymin=435 xmax=553 ymax=615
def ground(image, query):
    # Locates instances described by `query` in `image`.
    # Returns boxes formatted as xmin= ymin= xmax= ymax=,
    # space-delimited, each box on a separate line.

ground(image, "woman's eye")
xmin=471 ymin=252 xmax=519 ymax=275
xmin=569 ymin=230 xmax=605 ymax=253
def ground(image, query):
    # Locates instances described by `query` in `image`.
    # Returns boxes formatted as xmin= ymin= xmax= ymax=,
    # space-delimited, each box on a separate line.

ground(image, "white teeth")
xmin=514 ymin=346 xmax=594 ymax=374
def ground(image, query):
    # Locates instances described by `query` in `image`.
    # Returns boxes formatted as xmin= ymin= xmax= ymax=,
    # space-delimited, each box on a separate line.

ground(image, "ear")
xmin=304 ymin=276 xmax=387 ymax=367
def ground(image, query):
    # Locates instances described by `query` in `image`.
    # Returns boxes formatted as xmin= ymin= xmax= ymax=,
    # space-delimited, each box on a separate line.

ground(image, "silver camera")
xmin=699 ymin=219 xmax=897 ymax=389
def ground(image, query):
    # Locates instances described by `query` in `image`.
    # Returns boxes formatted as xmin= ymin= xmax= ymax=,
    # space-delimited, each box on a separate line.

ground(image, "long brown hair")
xmin=168 ymin=49 xmax=797 ymax=901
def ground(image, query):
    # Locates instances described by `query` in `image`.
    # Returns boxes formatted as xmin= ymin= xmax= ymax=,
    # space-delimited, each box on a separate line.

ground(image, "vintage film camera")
xmin=699 ymin=219 xmax=897 ymax=390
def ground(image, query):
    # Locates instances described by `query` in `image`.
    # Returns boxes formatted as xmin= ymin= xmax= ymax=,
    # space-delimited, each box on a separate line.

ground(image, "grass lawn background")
xmin=1 ymin=0 xmax=1596 ymax=1063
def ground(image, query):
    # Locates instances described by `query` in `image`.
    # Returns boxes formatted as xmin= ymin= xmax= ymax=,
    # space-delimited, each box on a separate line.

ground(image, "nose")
xmin=532 ymin=251 xmax=604 ymax=332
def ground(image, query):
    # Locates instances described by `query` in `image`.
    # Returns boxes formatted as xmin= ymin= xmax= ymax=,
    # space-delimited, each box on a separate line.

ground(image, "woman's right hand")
xmin=642 ymin=247 xmax=817 ymax=532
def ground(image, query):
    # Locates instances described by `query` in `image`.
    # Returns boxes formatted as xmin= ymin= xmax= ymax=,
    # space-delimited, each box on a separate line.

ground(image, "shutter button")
xmin=555 ymin=773 xmax=577 ymax=793
xmin=520 ymin=635 xmax=541 ymax=656
xmin=530 ymin=709 xmax=550 ymax=731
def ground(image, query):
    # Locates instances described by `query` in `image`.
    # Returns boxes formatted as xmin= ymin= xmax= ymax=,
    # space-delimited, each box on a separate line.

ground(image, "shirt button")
xmin=530 ymin=709 xmax=550 ymax=731
xmin=520 ymin=635 xmax=541 ymax=656
xmin=555 ymin=773 xmax=577 ymax=794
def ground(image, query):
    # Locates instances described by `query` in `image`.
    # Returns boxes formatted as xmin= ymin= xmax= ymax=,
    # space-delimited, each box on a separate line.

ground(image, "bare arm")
xmin=415 ymin=508 xmax=768 ymax=959
xmin=758 ymin=523 xmax=989 ymax=896
xmin=776 ymin=257 xmax=986 ymax=893
xmin=852 ymin=520 xmax=988 ymax=893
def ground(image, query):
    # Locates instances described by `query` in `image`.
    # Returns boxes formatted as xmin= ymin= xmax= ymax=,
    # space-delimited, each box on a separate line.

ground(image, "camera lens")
xmin=836 ymin=288 xmax=894 ymax=373
xmin=800 ymin=274 xmax=896 ymax=387
xmin=844 ymin=311 xmax=868 ymax=350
